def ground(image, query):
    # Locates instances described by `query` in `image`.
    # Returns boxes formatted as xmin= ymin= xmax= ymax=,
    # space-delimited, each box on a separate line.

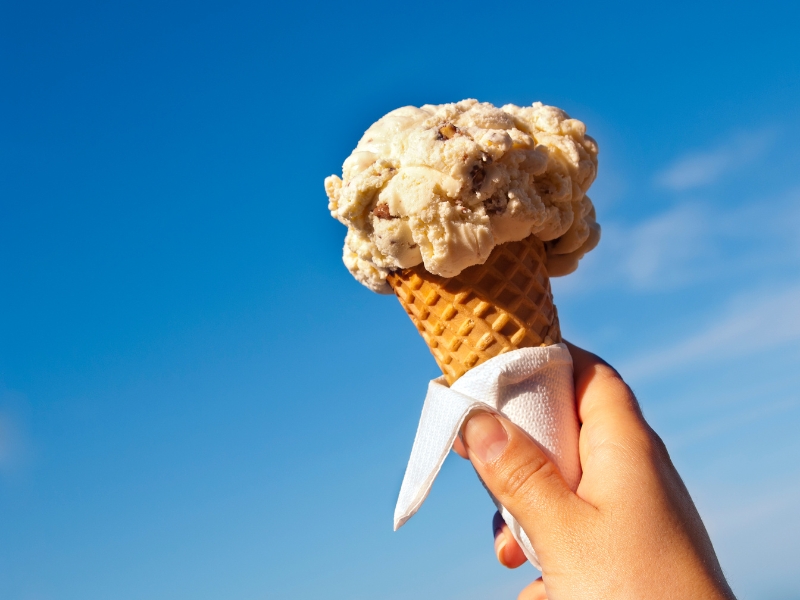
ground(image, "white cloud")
xmin=620 ymin=283 xmax=800 ymax=380
xmin=0 ymin=387 xmax=32 ymax=475
xmin=556 ymin=185 xmax=800 ymax=295
xmin=700 ymin=478 xmax=800 ymax=599
xmin=655 ymin=129 xmax=776 ymax=191
xmin=614 ymin=204 xmax=711 ymax=288
xmin=0 ymin=414 xmax=16 ymax=469
xmin=552 ymin=204 xmax=710 ymax=293
xmin=666 ymin=396 xmax=799 ymax=450
xmin=707 ymin=481 xmax=800 ymax=536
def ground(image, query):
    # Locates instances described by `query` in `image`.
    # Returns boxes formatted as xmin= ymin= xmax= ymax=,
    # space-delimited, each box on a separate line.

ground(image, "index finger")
xmin=564 ymin=340 xmax=646 ymax=435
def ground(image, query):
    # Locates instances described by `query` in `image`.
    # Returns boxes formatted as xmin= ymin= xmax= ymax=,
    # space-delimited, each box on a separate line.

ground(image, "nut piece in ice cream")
xmin=325 ymin=99 xmax=601 ymax=293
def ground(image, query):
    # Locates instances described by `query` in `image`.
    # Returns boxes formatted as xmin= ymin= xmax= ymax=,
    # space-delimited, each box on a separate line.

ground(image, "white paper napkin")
xmin=393 ymin=343 xmax=580 ymax=570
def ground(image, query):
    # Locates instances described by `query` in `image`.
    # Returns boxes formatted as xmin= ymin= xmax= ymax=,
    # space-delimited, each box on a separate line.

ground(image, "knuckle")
xmin=627 ymin=425 xmax=671 ymax=466
xmin=496 ymin=452 xmax=559 ymax=500
xmin=593 ymin=362 xmax=623 ymax=383
xmin=586 ymin=363 xmax=628 ymax=392
xmin=646 ymin=427 xmax=672 ymax=462
xmin=587 ymin=365 xmax=642 ymax=407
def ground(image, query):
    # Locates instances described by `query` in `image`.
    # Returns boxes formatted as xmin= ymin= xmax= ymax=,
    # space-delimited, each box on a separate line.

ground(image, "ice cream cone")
xmin=387 ymin=234 xmax=561 ymax=385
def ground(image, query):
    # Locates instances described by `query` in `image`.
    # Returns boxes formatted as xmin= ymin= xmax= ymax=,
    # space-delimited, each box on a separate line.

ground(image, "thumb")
xmin=462 ymin=411 xmax=587 ymax=551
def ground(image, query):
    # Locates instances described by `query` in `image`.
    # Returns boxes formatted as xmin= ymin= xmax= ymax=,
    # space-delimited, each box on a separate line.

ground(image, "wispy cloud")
xmin=655 ymin=128 xmax=776 ymax=191
xmin=553 ymin=205 xmax=709 ymax=293
xmin=558 ymin=185 xmax=800 ymax=294
xmin=620 ymin=283 xmax=800 ymax=380
xmin=0 ymin=387 xmax=32 ymax=475
xmin=610 ymin=204 xmax=711 ymax=289
xmin=701 ymin=477 xmax=800 ymax=599
xmin=666 ymin=396 xmax=800 ymax=450
xmin=706 ymin=480 xmax=800 ymax=535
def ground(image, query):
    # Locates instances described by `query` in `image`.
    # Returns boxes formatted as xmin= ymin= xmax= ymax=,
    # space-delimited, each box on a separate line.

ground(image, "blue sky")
xmin=2 ymin=1 xmax=799 ymax=598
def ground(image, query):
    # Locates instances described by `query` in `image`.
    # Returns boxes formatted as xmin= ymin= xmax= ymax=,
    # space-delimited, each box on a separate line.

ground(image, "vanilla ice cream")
xmin=325 ymin=99 xmax=600 ymax=293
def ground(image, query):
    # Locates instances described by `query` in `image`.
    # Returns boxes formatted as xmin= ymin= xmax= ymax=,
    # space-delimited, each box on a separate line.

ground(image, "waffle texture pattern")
xmin=387 ymin=235 xmax=561 ymax=384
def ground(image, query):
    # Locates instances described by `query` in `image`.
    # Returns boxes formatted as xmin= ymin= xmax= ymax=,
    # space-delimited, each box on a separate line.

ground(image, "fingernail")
xmin=494 ymin=531 xmax=507 ymax=564
xmin=463 ymin=412 xmax=508 ymax=464
xmin=492 ymin=511 xmax=505 ymax=539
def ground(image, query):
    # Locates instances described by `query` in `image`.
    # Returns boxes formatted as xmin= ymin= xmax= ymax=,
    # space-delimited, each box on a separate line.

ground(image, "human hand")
xmin=453 ymin=342 xmax=736 ymax=600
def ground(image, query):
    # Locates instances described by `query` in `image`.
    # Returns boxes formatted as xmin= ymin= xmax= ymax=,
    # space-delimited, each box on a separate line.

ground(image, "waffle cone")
xmin=387 ymin=234 xmax=561 ymax=385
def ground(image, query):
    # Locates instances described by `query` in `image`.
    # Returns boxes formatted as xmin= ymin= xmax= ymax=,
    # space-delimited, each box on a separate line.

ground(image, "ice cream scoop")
xmin=326 ymin=99 xmax=600 ymax=294
xmin=326 ymin=99 xmax=600 ymax=568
